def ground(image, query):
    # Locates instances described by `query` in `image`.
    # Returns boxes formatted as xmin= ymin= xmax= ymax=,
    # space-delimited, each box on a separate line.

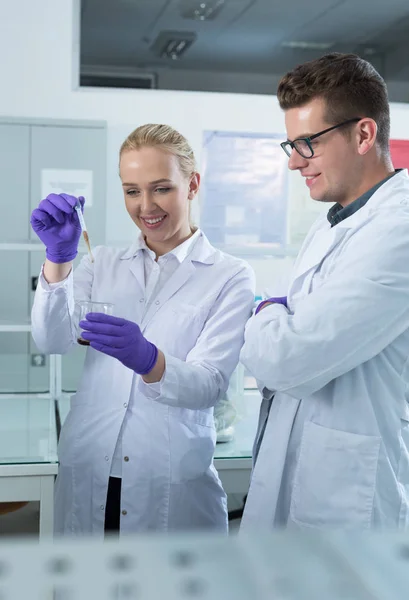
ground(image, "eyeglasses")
xmin=280 ymin=118 xmax=362 ymax=159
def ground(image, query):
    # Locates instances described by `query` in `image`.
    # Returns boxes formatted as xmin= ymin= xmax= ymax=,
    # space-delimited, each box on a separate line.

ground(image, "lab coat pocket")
xmin=290 ymin=422 xmax=381 ymax=529
xmin=163 ymin=303 xmax=207 ymax=359
xmin=168 ymin=411 xmax=216 ymax=483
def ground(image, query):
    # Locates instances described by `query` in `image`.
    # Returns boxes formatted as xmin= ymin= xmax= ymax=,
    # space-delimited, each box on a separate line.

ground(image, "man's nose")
xmin=288 ymin=148 xmax=309 ymax=171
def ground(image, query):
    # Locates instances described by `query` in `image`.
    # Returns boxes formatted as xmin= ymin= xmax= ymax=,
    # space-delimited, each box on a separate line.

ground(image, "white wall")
xmin=2 ymin=0 xmax=409 ymax=294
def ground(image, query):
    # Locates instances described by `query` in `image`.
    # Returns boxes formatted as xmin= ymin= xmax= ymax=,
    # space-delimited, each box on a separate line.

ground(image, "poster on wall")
xmin=390 ymin=139 xmax=409 ymax=170
xmin=41 ymin=169 xmax=94 ymax=207
xmin=201 ymin=131 xmax=288 ymax=252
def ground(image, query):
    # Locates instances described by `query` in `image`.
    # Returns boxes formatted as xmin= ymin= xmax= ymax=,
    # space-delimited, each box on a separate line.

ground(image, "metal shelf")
xmin=0 ymin=242 xmax=88 ymax=252
xmin=0 ymin=243 xmax=45 ymax=251
xmin=0 ymin=323 xmax=31 ymax=332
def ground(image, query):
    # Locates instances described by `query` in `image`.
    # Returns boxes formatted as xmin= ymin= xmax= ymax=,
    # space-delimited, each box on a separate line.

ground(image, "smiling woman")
xmin=30 ymin=122 xmax=255 ymax=537
xmin=119 ymin=125 xmax=200 ymax=257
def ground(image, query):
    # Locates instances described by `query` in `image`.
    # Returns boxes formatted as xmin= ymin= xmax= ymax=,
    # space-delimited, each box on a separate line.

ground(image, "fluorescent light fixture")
xmin=150 ymin=31 xmax=197 ymax=60
xmin=282 ymin=40 xmax=334 ymax=50
xmin=179 ymin=0 xmax=226 ymax=21
xmin=362 ymin=47 xmax=377 ymax=55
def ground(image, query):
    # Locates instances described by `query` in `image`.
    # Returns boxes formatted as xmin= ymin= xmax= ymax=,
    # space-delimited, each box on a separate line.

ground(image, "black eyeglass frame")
xmin=280 ymin=118 xmax=362 ymax=158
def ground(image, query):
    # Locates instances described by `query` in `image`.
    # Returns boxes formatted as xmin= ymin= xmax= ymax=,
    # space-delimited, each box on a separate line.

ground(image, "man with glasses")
xmin=240 ymin=53 xmax=409 ymax=530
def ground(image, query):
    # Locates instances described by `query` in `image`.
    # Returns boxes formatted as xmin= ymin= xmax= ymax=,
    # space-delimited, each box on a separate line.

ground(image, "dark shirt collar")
xmin=327 ymin=170 xmax=400 ymax=227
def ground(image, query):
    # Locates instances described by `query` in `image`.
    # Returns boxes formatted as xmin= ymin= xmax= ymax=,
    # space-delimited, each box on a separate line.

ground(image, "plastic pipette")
xmin=75 ymin=201 xmax=94 ymax=263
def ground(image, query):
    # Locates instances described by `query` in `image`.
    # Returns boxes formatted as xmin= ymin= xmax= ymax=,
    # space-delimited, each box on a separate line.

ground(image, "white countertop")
xmin=214 ymin=391 xmax=260 ymax=459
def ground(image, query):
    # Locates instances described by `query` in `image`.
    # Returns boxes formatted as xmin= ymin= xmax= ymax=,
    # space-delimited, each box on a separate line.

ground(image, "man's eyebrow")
xmin=286 ymin=132 xmax=314 ymax=141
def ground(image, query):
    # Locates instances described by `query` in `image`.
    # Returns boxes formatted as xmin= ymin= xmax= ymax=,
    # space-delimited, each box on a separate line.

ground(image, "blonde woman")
xmin=30 ymin=124 xmax=255 ymax=536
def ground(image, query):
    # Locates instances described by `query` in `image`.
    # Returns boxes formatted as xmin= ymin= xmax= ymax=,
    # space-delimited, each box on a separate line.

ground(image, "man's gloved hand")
xmin=30 ymin=193 xmax=84 ymax=263
xmin=80 ymin=313 xmax=158 ymax=375
xmin=255 ymin=296 xmax=288 ymax=315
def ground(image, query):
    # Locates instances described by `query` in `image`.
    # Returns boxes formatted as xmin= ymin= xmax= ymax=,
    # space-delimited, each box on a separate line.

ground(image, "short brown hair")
xmin=277 ymin=53 xmax=390 ymax=152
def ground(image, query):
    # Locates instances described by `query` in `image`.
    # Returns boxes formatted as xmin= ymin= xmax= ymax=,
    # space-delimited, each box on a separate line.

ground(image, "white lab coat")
xmin=31 ymin=231 xmax=255 ymax=536
xmin=240 ymin=169 xmax=409 ymax=530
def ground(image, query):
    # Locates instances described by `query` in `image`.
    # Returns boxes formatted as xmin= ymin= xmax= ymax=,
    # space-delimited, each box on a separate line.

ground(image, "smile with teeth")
xmin=142 ymin=216 xmax=166 ymax=225
xmin=305 ymin=174 xmax=320 ymax=187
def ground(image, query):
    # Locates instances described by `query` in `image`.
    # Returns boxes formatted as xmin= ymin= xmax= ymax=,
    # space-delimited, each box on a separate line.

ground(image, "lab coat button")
xmin=122 ymin=510 xmax=127 ymax=516
xmin=124 ymin=456 xmax=129 ymax=462
xmin=155 ymin=300 xmax=160 ymax=305
xmin=123 ymin=403 xmax=128 ymax=408
xmin=100 ymin=505 xmax=105 ymax=511
xmin=139 ymin=298 xmax=144 ymax=303
xmin=105 ymin=456 xmax=109 ymax=461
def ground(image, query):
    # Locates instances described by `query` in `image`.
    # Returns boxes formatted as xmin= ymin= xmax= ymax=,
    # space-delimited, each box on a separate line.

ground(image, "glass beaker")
xmin=74 ymin=301 xmax=114 ymax=346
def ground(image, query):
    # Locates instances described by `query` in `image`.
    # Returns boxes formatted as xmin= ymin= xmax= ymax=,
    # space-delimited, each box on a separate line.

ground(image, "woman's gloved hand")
xmin=80 ymin=313 xmax=158 ymax=375
xmin=30 ymin=193 xmax=84 ymax=263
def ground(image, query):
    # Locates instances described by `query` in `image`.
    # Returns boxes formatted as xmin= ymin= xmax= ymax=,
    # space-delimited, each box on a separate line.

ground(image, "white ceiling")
xmin=80 ymin=0 xmax=409 ymax=80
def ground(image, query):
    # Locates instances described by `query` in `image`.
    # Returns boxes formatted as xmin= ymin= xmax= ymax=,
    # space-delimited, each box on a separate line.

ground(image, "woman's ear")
xmin=188 ymin=172 xmax=200 ymax=199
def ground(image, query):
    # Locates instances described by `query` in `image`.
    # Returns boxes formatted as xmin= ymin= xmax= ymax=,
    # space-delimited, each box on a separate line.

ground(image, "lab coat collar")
xmin=289 ymin=169 xmax=409 ymax=296
xmin=367 ymin=167 xmax=409 ymax=207
xmin=119 ymin=229 xmax=216 ymax=265
xmin=188 ymin=231 xmax=216 ymax=265
xmin=333 ymin=168 xmax=409 ymax=229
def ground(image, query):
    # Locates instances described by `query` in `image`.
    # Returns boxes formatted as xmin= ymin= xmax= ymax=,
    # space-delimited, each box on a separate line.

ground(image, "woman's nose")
xmin=140 ymin=192 xmax=155 ymax=213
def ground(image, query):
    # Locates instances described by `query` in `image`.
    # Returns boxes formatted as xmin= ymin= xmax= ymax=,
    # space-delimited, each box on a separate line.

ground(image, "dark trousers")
xmin=104 ymin=477 xmax=122 ymax=534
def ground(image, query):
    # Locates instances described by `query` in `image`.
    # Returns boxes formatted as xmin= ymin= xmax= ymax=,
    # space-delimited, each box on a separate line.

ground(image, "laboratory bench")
xmin=0 ymin=395 xmax=58 ymax=538
xmin=0 ymin=392 xmax=260 ymax=536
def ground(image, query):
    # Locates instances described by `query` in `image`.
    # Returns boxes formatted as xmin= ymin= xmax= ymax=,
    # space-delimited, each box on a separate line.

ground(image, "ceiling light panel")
xmin=179 ymin=0 xmax=226 ymax=21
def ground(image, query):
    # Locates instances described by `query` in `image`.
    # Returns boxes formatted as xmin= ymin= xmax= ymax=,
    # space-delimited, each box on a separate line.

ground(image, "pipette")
xmin=75 ymin=200 xmax=94 ymax=263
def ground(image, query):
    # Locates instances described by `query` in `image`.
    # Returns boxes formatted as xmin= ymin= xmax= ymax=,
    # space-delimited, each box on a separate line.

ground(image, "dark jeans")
xmin=104 ymin=477 xmax=121 ymax=534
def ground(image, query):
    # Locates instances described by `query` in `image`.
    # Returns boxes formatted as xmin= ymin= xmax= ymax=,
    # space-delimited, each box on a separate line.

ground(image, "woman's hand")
xmin=80 ymin=313 xmax=159 ymax=375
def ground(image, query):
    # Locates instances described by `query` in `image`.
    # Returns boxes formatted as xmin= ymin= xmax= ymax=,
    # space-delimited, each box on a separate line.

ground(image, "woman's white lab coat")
xmin=240 ymin=169 xmax=409 ymax=530
xmin=31 ymin=231 xmax=255 ymax=536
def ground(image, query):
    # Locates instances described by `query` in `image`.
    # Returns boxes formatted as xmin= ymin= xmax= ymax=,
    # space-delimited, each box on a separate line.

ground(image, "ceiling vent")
xmin=150 ymin=31 xmax=197 ymax=60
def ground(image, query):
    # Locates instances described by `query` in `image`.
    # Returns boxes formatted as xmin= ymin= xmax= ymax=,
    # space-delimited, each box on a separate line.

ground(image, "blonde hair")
xmin=120 ymin=123 xmax=196 ymax=179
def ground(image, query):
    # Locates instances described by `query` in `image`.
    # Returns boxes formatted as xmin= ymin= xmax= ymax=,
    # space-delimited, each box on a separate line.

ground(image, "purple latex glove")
xmin=255 ymin=296 xmax=288 ymax=315
xmin=30 ymin=193 xmax=85 ymax=263
xmin=80 ymin=313 xmax=158 ymax=375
